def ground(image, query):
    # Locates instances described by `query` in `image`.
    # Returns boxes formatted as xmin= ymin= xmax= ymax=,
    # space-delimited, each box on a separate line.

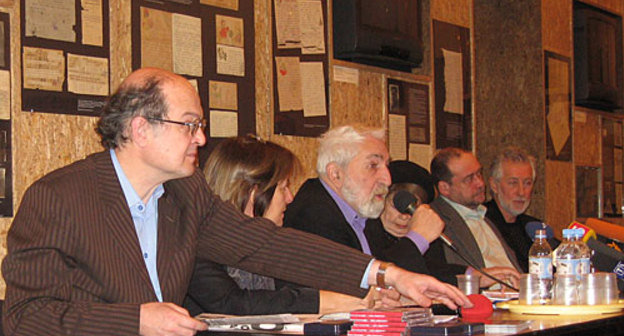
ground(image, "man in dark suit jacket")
xmin=2 ymin=69 xmax=470 ymax=336
xmin=426 ymin=147 xmax=521 ymax=290
xmin=283 ymin=128 xmax=442 ymax=270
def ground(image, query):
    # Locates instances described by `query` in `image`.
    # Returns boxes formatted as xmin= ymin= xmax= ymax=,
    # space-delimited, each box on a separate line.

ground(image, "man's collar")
xmin=441 ymin=195 xmax=487 ymax=219
xmin=110 ymin=149 xmax=164 ymax=208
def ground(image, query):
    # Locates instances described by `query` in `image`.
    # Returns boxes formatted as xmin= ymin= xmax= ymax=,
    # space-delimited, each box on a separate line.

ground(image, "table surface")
xmin=483 ymin=308 xmax=624 ymax=335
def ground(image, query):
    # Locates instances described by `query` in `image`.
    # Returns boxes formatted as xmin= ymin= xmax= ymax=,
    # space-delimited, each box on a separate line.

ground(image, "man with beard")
xmin=485 ymin=147 xmax=557 ymax=273
xmin=425 ymin=148 xmax=521 ymax=290
xmin=283 ymin=125 xmax=440 ymax=262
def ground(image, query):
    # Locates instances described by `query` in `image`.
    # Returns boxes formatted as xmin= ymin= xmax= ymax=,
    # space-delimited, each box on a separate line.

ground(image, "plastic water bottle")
xmin=528 ymin=229 xmax=553 ymax=303
xmin=573 ymin=228 xmax=592 ymax=275
xmin=554 ymin=229 xmax=580 ymax=277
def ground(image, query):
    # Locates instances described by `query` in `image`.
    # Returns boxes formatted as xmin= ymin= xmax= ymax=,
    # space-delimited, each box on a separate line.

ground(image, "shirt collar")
xmin=110 ymin=149 xmax=164 ymax=208
xmin=442 ymin=195 xmax=487 ymax=220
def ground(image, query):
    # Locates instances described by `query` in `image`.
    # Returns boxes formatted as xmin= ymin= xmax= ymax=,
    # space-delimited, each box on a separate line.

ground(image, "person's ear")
xmin=326 ymin=163 xmax=344 ymax=188
xmin=489 ymin=177 xmax=499 ymax=195
xmin=243 ymin=186 xmax=257 ymax=217
xmin=438 ymin=180 xmax=451 ymax=197
xmin=130 ymin=116 xmax=150 ymax=147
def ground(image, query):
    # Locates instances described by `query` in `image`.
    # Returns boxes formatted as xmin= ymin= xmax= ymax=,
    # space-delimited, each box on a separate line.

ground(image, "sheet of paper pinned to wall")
xmin=141 ymin=7 xmax=173 ymax=71
xmin=210 ymin=110 xmax=238 ymax=138
xmin=300 ymin=62 xmax=326 ymax=117
xmin=0 ymin=22 xmax=4 ymax=68
xmin=200 ymin=0 xmax=239 ymax=11
xmin=216 ymin=15 xmax=244 ymax=48
xmin=274 ymin=0 xmax=301 ymax=49
xmin=547 ymin=56 xmax=570 ymax=156
xmin=209 ymin=80 xmax=238 ymax=111
xmin=67 ymin=53 xmax=109 ymax=96
xmin=173 ymin=13 xmax=203 ymax=77
xmin=0 ymin=167 xmax=5 ymax=198
xmin=81 ymin=0 xmax=103 ymax=46
xmin=442 ymin=48 xmax=463 ymax=114
xmin=388 ymin=114 xmax=407 ymax=160
xmin=22 ymin=46 xmax=65 ymax=92
xmin=188 ymin=79 xmax=199 ymax=92
xmin=333 ymin=65 xmax=358 ymax=85
xmin=299 ymin=0 xmax=325 ymax=54
xmin=275 ymin=56 xmax=302 ymax=111
xmin=409 ymin=143 xmax=433 ymax=170
xmin=216 ymin=44 xmax=245 ymax=77
xmin=25 ymin=0 xmax=75 ymax=42
xmin=0 ymin=70 xmax=10 ymax=120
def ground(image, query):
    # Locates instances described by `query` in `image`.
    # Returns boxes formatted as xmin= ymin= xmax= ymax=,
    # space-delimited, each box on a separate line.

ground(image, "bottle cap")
xmin=562 ymin=229 xmax=574 ymax=238
xmin=535 ymin=229 xmax=546 ymax=238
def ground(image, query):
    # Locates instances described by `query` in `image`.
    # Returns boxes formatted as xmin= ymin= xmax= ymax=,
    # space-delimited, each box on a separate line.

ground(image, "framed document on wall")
xmin=433 ymin=20 xmax=471 ymax=150
xmin=545 ymin=51 xmax=572 ymax=162
xmin=0 ymin=11 xmax=12 ymax=216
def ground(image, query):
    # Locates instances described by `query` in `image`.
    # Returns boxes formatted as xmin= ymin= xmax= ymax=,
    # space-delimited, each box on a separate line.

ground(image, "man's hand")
xmin=475 ymin=267 xmax=521 ymax=289
xmin=378 ymin=263 xmax=473 ymax=310
xmin=408 ymin=204 xmax=445 ymax=242
xmin=365 ymin=287 xmax=402 ymax=309
xmin=139 ymin=302 xmax=207 ymax=336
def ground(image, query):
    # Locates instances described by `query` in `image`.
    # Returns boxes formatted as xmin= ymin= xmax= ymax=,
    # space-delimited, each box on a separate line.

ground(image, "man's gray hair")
xmin=489 ymin=146 xmax=536 ymax=182
xmin=316 ymin=125 xmax=385 ymax=177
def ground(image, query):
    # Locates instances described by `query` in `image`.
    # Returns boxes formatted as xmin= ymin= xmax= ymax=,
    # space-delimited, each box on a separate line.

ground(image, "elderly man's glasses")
xmin=147 ymin=117 xmax=207 ymax=135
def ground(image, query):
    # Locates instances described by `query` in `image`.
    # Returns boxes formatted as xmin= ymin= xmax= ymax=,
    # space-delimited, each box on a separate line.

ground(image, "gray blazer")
xmin=429 ymin=197 xmax=522 ymax=271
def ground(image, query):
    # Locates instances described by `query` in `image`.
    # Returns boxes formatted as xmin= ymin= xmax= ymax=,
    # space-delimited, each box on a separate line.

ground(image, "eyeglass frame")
xmin=146 ymin=117 xmax=207 ymax=136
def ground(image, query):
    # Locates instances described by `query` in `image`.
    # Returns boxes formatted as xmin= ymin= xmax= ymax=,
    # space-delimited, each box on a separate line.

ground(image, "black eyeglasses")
xmin=147 ymin=117 xmax=207 ymax=136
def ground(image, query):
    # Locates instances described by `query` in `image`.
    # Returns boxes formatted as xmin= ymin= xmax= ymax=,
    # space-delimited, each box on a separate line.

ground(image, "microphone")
xmin=568 ymin=221 xmax=597 ymax=242
xmin=585 ymin=218 xmax=624 ymax=243
xmin=392 ymin=191 xmax=519 ymax=292
xmin=525 ymin=221 xmax=555 ymax=241
xmin=586 ymin=238 xmax=624 ymax=292
xmin=392 ymin=191 xmax=455 ymax=248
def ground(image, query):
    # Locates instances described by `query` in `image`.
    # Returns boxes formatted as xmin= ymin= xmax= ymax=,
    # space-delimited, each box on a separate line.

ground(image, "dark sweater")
xmin=484 ymin=199 xmax=559 ymax=273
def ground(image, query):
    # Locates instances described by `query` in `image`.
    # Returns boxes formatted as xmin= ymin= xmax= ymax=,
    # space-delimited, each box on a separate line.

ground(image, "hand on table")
xmin=140 ymin=302 xmax=207 ymax=336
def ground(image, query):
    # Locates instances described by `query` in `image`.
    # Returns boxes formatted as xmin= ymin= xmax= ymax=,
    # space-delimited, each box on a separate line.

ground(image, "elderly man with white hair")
xmin=485 ymin=146 xmax=558 ymax=273
xmin=283 ymin=125 xmax=441 ymax=262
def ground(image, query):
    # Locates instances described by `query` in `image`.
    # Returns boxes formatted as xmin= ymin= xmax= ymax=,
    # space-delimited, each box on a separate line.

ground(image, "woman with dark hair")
xmin=184 ymin=135 xmax=387 ymax=316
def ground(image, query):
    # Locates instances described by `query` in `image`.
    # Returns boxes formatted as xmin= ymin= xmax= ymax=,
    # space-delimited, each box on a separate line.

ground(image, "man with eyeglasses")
xmin=2 ymin=68 xmax=471 ymax=336
xmin=424 ymin=147 xmax=521 ymax=290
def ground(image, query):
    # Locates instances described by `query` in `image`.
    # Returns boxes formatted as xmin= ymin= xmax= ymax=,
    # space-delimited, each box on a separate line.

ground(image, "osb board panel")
xmin=270 ymin=135 xmax=318 ymax=192
xmin=431 ymin=0 xmax=472 ymax=28
xmin=254 ymin=0 xmax=272 ymax=139
xmin=574 ymin=110 xmax=601 ymax=167
xmin=474 ymin=0 xmax=545 ymax=219
xmin=546 ymin=160 xmax=575 ymax=236
xmin=330 ymin=70 xmax=384 ymax=128
xmin=542 ymin=0 xmax=572 ymax=57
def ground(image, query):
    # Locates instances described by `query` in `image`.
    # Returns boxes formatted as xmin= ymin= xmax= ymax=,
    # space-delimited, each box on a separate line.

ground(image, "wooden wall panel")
xmin=431 ymin=0 xmax=472 ymax=28
xmin=542 ymin=0 xmax=572 ymax=57
xmin=254 ymin=0 xmax=272 ymax=139
xmin=574 ymin=110 xmax=601 ymax=167
xmin=330 ymin=70 xmax=384 ymax=129
xmin=546 ymin=160 xmax=576 ymax=236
